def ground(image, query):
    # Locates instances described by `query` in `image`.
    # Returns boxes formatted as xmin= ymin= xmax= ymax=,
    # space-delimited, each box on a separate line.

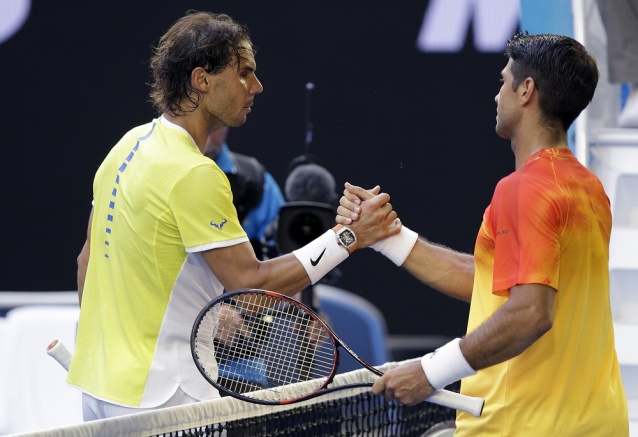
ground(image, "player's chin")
xmin=494 ymin=124 xmax=510 ymax=140
xmin=227 ymin=117 xmax=248 ymax=128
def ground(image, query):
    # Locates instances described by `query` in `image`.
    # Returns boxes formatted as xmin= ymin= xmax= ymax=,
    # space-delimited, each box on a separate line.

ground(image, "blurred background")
xmin=0 ymin=0 xmax=516 ymax=339
xmin=3 ymin=0 xmax=638 ymax=435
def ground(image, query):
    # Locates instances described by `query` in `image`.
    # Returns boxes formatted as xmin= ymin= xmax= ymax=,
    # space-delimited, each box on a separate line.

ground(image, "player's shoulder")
xmin=105 ymin=121 xmax=157 ymax=154
xmin=493 ymin=163 xmax=548 ymax=200
xmin=120 ymin=120 xmax=158 ymax=143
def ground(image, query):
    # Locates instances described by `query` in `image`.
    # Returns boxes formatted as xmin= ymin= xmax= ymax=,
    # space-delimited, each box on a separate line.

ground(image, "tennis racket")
xmin=46 ymin=339 xmax=73 ymax=371
xmin=191 ymin=288 xmax=484 ymax=416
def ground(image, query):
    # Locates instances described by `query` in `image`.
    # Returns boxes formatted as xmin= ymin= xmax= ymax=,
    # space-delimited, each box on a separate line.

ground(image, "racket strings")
xmin=194 ymin=293 xmax=337 ymax=399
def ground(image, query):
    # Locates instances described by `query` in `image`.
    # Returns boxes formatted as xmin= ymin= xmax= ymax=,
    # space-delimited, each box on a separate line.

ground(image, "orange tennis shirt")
xmin=455 ymin=148 xmax=628 ymax=436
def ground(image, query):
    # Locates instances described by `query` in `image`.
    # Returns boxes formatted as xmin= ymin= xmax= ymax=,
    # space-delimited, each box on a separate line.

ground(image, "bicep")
xmin=508 ymin=283 xmax=556 ymax=328
xmin=462 ymin=282 xmax=555 ymax=369
xmin=201 ymin=242 xmax=311 ymax=295
xmin=201 ymin=242 xmax=261 ymax=291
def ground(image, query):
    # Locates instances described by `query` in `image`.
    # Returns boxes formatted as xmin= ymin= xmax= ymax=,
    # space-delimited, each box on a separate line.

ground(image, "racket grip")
xmin=46 ymin=339 xmax=73 ymax=372
xmin=428 ymin=389 xmax=484 ymax=417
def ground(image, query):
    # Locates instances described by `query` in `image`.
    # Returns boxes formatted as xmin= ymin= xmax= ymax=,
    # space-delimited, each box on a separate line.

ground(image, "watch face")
xmin=339 ymin=228 xmax=356 ymax=247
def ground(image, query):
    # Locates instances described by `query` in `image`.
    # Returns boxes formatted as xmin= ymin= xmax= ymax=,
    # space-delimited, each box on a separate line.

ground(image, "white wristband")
xmin=293 ymin=229 xmax=349 ymax=285
xmin=370 ymin=226 xmax=418 ymax=266
xmin=420 ymin=338 xmax=476 ymax=390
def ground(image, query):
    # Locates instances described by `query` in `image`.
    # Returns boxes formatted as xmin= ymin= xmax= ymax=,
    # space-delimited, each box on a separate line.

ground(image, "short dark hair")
xmin=505 ymin=33 xmax=599 ymax=131
xmin=149 ymin=11 xmax=254 ymax=115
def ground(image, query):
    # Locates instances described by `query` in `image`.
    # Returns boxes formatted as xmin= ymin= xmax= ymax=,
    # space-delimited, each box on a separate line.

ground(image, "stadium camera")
xmin=275 ymin=201 xmax=335 ymax=254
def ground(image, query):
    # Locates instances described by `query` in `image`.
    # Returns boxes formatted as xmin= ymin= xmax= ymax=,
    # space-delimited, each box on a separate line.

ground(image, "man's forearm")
xmin=402 ymin=238 xmax=474 ymax=302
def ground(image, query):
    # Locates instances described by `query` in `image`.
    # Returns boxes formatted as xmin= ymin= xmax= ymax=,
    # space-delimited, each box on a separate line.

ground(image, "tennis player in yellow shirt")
xmin=69 ymin=11 xmax=399 ymax=420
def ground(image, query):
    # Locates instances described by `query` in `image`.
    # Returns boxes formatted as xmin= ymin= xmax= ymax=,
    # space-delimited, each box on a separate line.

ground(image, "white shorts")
xmin=82 ymin=387 xmax=198 ymax=421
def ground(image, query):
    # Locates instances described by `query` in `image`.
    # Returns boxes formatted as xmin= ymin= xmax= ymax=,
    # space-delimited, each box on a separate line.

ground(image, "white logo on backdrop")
xmin=417 ymin=0 xmax=520 ymax=52
xmin=0 ymin=0 xmax=31 ymax=45
xmin=1 ymin=0 xmax=519 ymax=52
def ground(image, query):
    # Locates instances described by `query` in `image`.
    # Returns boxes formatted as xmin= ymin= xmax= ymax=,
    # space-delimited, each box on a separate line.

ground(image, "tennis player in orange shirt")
xmin=337 ymin=33 xmax=629 ymax=436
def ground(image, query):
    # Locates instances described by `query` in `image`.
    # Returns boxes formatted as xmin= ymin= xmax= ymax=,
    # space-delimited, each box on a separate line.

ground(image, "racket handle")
xmin=428 ymin=389 xmax=484 ymax=417
xmin=46 ymin=339 xmax=73 ymax=372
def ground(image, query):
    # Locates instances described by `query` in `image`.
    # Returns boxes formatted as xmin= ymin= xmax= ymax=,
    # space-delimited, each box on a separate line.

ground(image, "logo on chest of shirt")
xmin=210 ymin=219 xmax=228 ymax=230
xmin=496 ymin=229 xmax=509 ymax=236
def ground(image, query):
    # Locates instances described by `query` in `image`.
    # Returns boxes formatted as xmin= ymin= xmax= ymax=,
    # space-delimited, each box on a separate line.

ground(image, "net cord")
xmin=8 ymin=359 xmax=416 ymax=437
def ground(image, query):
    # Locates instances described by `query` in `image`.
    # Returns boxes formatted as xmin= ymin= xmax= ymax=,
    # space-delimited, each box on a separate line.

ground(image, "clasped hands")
xmin=336 ymin=182 xmax=402 ymax=249
xmin=335 ymin=182 xmax=437 ymax=405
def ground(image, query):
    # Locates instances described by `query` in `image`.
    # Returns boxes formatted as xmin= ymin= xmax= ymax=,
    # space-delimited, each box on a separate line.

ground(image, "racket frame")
xmin=191 ymin=288 xmax=484 ymax=417
xmin=191 ymin=288 xmax=380 ymax=405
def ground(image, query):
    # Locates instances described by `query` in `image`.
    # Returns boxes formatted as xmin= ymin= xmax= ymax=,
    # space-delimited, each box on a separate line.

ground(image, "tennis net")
xmin=11 ymin=359 xmax=456 ymax=437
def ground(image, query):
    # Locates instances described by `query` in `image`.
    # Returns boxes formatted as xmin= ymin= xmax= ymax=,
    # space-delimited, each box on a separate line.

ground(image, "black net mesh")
xmin=14 ymin=360 xmax=460 ymax=437
xmin=152 ymin=390 xmax=456 ymax=437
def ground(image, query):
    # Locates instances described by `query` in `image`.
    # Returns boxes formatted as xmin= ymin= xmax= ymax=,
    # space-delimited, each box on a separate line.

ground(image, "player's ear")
xmin=192 ymin=67 xmax=210 ymax=92
xmin=519 ymin=77 xmax=535 ymax=105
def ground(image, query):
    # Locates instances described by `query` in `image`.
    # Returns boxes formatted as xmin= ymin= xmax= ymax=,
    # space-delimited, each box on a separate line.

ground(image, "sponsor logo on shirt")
xmin=210 ymin=219 xmax=228 ymax=230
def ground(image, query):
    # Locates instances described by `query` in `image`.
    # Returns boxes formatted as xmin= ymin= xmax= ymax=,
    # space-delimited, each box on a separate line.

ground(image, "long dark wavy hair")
xmin=505 ymin=33 xmax=599 ymax=131
xmin=149 ymin=11 xmax=254 ymax=116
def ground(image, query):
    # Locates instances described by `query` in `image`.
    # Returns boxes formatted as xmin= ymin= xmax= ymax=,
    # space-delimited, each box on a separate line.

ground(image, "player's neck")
xmin=511 ymin=126 xmax=568 ymax=170
xmin=163 ymin=112 xmax=210 ymax=154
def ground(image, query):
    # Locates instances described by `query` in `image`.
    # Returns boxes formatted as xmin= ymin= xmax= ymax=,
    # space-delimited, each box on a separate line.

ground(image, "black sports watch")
xmin=336 ymin=226 xmax=357 ymax=250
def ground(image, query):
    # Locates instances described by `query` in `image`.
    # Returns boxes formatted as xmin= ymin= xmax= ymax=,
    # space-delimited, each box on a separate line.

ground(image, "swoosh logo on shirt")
xmin=310 ymin=248 xmax=326 ymax=266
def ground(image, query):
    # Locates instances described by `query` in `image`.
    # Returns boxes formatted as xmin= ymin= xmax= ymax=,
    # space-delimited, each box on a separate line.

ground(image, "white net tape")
xmin=9 ymin=359 xmax=420 ymax=437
